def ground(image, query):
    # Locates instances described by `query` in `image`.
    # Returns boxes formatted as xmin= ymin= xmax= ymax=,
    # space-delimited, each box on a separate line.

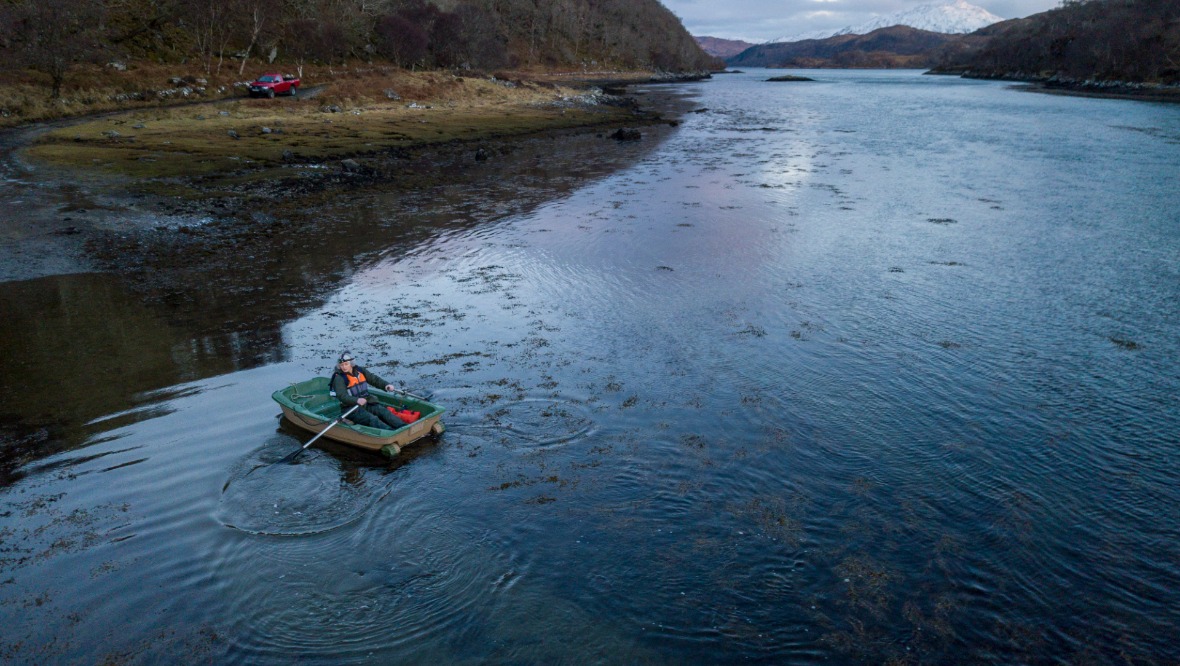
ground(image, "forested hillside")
xmin=729 ymin=26 xmax=974 ymax=69
xmin=934 ymin=0 xmax=1180 ymax=83
xmin=0 ymin=0 xmax=715 ymax=97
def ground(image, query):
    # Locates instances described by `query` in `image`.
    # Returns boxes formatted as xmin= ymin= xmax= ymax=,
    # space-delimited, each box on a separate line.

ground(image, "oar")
xmin=279 ymin=404 xmax=361 ymax=463
xmin=388 ymin=386 xmax=433 ymax=401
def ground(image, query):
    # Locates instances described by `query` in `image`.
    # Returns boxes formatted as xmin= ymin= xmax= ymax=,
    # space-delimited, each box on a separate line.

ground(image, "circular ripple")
xmin=219 ymin=519 xmax=526 ymax=661
xmin=217 ymin=435 xmax=394 ymax=536
xmin=471 ymin=397 xmax=596 ymax=449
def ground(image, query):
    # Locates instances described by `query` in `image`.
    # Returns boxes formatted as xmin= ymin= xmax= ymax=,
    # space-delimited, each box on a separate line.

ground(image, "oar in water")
xmin=279 ymin=404 xmax=361 ymax=464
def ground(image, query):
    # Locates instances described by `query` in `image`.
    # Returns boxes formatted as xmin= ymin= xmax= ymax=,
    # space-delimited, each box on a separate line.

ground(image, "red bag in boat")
xmin=388 ymin=406 xmax=420 ymax=423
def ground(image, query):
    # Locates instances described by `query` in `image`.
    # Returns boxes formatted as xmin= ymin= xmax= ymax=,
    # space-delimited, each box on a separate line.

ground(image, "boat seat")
xmin=299 ymin=394 xmax=338 ymax=416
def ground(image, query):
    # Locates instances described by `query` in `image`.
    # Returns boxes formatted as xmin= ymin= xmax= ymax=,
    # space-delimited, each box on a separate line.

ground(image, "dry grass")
xmin=22 ymin=67 xmax=638 ymax=182
xmin=0 ymin=62 xmax=244 ymax=128
xmin=0 ymin=61 xmax=652 ymax=128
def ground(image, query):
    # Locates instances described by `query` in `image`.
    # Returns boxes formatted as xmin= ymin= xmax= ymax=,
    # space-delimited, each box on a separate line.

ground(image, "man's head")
xmin=338 ymin=351 xmax=356 ymax=371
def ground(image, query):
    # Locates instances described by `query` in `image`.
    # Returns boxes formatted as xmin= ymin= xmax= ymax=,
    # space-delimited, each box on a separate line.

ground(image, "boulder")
xmin=609 ymin=127 xmax=642 ymax=141
xmin=341 ymin=159 xmax=362 ymax=173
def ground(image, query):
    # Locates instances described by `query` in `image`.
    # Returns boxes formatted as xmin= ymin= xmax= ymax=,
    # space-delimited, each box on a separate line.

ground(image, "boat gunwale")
xmin=272 ymin=377 xmax=445 ymax=450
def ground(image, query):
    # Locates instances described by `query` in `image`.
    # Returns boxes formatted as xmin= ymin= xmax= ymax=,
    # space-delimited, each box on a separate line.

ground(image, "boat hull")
xmin=273 ymin=377 xmax=445 ymax=456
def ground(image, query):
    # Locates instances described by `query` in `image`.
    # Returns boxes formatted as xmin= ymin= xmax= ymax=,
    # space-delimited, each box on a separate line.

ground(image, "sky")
xmin=663 ymin=0 xmax=1062 ymax=43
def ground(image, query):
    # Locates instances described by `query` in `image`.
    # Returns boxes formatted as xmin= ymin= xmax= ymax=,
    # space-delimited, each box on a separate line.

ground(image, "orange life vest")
xmin=334 ymin=370 xmax=370 ymax=399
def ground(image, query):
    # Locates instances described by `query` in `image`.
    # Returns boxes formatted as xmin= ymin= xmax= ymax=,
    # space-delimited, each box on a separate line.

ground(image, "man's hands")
xmin=358 ymin=385 xmax=396 ymax=407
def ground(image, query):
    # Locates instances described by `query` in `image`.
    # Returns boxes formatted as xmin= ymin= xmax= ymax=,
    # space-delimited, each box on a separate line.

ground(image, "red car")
xmin=248 ymin=73 xmax=299 ymax=98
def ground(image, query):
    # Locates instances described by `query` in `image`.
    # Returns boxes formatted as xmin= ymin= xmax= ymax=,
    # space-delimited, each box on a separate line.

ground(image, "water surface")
xmin=2 ymin=70 xmax=1178 ymax=663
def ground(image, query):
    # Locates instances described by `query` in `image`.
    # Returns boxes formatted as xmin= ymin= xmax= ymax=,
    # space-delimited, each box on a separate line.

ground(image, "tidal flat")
xmin=0 ymin=69 xmax=670 ymax=282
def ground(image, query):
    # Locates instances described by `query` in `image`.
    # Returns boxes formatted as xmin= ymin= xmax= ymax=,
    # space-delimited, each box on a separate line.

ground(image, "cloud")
xmin=664 ymin=0 xmax=1060 ymax=42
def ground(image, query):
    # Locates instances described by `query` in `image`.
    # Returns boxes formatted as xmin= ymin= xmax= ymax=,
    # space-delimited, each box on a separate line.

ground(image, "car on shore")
xmin=248 ymin=73 xmax=299 ymax=98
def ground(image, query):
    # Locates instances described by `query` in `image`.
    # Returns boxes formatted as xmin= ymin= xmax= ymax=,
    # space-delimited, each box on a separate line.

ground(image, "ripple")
xmin=468 ymin=397 xmax=596 ymax=449
xmin=216 ymin=436 xmax=394 ymax=536
xmin=219 ymin=521 xmax=526 ymax=661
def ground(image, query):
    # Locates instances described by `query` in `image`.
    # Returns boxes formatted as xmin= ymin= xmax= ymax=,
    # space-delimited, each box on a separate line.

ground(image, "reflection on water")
xmin=0 ymin=273 xmax=285 ymax=478
xmin=0 ymin=123 xmax=679 ymax=477
xmin=2 ymin=72 xmax=1179 ymax=663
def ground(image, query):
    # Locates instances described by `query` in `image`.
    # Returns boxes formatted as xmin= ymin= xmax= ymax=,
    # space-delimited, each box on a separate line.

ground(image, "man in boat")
xmin=330 ymin=352 xmax=405 ymax=430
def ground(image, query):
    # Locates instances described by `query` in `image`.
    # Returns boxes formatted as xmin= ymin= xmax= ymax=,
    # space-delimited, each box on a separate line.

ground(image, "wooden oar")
xmin=279 ymin=404 xmax=361 ymax=463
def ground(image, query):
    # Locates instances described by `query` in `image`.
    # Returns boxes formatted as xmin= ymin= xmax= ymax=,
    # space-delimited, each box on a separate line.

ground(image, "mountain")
xmin=930 ymin=0 xmax=1180 ymax=84
xmin=772 ymin=0 xmax=1003 ymax=43
xmin=694 ymin=36 xmax=755 ymax=59
xmin=730 ymin=25 xmax=978 ymax=69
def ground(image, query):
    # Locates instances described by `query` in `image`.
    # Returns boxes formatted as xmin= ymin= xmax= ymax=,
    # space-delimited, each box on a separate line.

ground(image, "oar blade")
xmin=278 ymin=448 xmax=305 ymax=464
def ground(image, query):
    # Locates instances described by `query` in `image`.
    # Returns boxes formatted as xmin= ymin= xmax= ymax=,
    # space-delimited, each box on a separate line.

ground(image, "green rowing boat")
xmin=272 ymin=377 xmax=445 ymax=458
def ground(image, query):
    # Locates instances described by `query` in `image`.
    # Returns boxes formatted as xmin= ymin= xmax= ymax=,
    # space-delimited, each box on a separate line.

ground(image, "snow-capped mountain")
xmin=772 ymin=0 xmax=1004 ymax=43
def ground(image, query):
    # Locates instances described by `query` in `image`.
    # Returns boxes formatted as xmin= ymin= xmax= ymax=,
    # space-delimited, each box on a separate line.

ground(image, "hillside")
xmin=0 ymin=0 xmax=715 ymax=100
xmin=931 ymin=0 xmax=1180 ymax=84
xmin=695 ymin=36 xmax=755 ymax=59
xmin=730 ymin=26 xmax=975 ymax=69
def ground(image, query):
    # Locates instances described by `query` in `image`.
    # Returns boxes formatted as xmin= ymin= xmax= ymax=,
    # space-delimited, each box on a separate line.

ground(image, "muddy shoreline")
xmin=0 ymin=83 xmax=697 ymax=472
xmin=0 ymin=77 xmax=691 ymax=285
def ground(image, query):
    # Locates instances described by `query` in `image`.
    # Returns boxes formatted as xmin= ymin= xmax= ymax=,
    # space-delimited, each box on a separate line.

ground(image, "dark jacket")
xmin=330 ymin=365 xmax=392 ymax=408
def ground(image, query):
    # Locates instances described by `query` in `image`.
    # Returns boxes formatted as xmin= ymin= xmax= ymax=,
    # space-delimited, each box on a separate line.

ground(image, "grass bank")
xmin=10 ymin=64 xmax=661 ymax=193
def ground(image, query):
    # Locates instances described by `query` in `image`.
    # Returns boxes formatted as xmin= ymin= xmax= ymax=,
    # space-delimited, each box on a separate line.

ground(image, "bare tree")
xmin=284 ymin=18 xmax=317 ymax=77
xmin=1 ymin=0 xmax=107 ymax=98
xmin=237 ymin=0 xmax=281 ymax=75
xmin=183 ymin=0 xmax=235 ymax=75
xmin=374 ymin=14 xmax=428 ymax=68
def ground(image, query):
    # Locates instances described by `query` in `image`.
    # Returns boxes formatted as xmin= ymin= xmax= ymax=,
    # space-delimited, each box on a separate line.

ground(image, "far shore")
xmin=924 ymin=69 xmax=1180 ymax=104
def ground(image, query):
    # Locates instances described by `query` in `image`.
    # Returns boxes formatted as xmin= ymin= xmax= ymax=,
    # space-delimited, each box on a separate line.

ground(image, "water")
xmin=2 ymin=70 xmax=1178 ymax=663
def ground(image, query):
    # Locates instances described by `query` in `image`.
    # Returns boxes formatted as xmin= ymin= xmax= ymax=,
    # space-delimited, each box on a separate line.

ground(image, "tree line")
xmin=0 ymin=0 xmax=716 ymax=97
xmin=937 ymin=0 xmax=1180 ymax=83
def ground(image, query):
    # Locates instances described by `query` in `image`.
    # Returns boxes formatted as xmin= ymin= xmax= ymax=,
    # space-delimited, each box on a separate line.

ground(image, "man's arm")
xmin=362 ymin=366 xmax=396 ymax=392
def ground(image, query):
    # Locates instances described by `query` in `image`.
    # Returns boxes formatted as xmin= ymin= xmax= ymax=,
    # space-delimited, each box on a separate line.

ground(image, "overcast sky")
xmin=663 ymin=0 xmax=1062 ymax=42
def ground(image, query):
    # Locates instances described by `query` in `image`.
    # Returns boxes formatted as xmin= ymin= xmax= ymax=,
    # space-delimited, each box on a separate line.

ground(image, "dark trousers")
xmin=348 ymin=403 xmax=403 ymax=430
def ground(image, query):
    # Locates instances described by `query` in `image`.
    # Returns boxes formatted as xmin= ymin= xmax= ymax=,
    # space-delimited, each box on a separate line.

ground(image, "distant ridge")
xmin=694 ymin=36 xmax=755 ymax=59
xmin=772 ymin=0 xmax=1003 ymax=43
xmin=729 ymin=25 xmax=981 ymax=69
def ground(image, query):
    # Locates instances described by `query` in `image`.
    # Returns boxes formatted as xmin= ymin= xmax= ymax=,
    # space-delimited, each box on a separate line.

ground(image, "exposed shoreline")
xmin=0 ymin=70 xmax=702 ymax=284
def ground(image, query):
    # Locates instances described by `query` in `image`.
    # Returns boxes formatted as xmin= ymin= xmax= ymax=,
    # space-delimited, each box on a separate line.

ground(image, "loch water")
xmin=2 ymin=70 xmax=1178 ymax=663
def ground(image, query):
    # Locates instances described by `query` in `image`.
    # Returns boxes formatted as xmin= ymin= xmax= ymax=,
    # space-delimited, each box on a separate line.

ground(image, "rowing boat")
xmin=272 ymin=377 xmax=445 ymax=458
